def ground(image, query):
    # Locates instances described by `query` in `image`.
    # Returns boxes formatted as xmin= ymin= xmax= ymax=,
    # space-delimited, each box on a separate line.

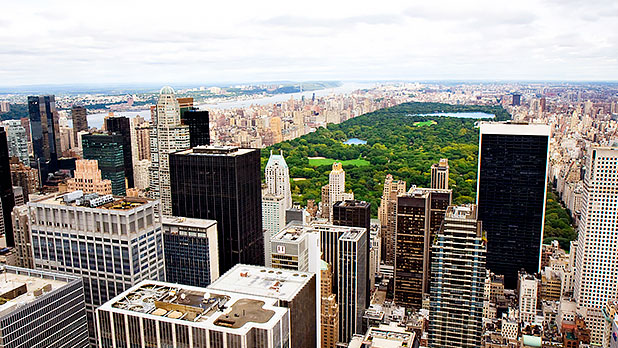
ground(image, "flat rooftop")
xmin=333 ymin=200 xmax=370 ymax=208
xmin=208 ymin=264 xmax=313 ymax=302
xmin=272 ymin=223 xmax=311 ymax=243
xmin=33 ymin=191 xmax=151 ymax=210
xmin=103 ymin=280 xmax=286 ymax=333
xmin=162 ymin=216 xmax=217 ymax=229
xmin=174 ymin=145 xmax=255 ymax=157
xmin=348 ymin=324 xmax=415 ymax=348
xmin=0 ymin=267 xmax=72 ymax=317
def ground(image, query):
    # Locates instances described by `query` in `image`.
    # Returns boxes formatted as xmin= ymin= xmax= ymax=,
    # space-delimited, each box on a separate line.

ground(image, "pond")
xmin=409 ymin=112 xmax=495 ymax=119
xmin=344 ymin=138 xmax=367 ymax=145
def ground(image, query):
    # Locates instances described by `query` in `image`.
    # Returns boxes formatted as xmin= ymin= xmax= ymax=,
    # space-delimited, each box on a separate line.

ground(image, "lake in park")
xmin=344 ymin=138 xmax=367 ymax=145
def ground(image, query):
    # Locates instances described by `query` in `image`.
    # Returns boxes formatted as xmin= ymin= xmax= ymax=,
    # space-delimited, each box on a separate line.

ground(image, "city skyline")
xmin=1 ymin=0 xmax=618 ymax=86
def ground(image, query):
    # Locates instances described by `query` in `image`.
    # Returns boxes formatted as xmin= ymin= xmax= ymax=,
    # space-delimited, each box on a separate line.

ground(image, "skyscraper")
xmin=0 ymin=265 xmax=90 ymax=348
xmin=332 ymin=200 xmax=371 ymax=305
xmin=71 ymin=105 xmax=88 ymax=145
xmin=321 ymin=261 xmax=339 ymax=348
xmin=28 ymin=95 xmax=60 ymax=186
xmin=429 ymin=204 xmax=485 ymax=348
xmin=512 ymin=93 xmax=522 ymax=106
xmin=181 ymin=109 xmax=211 ymax=147
xmin=2 ymin=120 xmax=29 ymax=166
xmin=170 ymin=146 xmax=263 ymax=274
xmin=262 ymin=193 xmax=287 ymax=266
xmin=82 ymin=133 xmax=126 ymax=195
xmin=269 ymin=222 xmax=321 ymax=272
xmin=477 ymin=122 xmax=550 ymax=288
xmin=265 ymin=151 xmax=292 ymax=209
xmin=162 ymin=216 xmax=219 ymax=287
xmin=574 ymin=147 xmax=618 ymax=346
xmin=326 ymin=162 xmax=353 ymax=221
xmin=378 ymin=174 xmax=406 ymax=266
xmin=394 ymin=186 xmax=451 ymax=309
xmin=430 ymin=158 xmax=449 ymax=190
xmin=0 ymin=127 xmax=15 ymax=247
xmin=105 ymin=115 xmax=134 ymax=188
xmin=29 ymin=191 xmax=165 ymax=341
xmin=338 ymin=228 xmax=367 ymax=343
xmin=149 ymin=86 xmax=190 ymax=216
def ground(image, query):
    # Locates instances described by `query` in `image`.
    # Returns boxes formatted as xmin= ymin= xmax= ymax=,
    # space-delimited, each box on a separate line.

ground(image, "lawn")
xmin=307 ymin=157 xmax=370 ymax=167
xmin=413 ymin=120 xmax=437 ymax=127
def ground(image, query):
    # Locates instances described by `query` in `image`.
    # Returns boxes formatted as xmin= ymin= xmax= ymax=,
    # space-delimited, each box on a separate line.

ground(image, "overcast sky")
xmin=1 ymin=0 xmax=617 ymax=86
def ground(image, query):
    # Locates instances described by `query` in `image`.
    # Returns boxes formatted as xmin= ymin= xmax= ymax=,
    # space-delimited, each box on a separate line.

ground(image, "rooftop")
xmin=208 ymin=264 xmax=314 ymax=302
xmin=479 ymin=122 xmax=551 ymax=137
xmin=348 ymin=323 xmax=416 ymax=348
xmin=162 ymin=216 xmax=217 ymax=229
xmin=33 ymin=190 xmax=152 ymax=210
xmin=272 ymin=222 xmax=313 ymax=243
xmin=333 ymin=200 xmax=370 ymax=208
xmin=174 ymin=145 xmax=255 ymax=156
xmin=0 ymin=266 xmax=75 ymax=317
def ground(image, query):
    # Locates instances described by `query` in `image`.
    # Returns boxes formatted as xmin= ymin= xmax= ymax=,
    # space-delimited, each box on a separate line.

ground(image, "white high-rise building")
xmin=265 ymin=151 xmax=292 ymax=209
xmin=263 ymin=193 xmax=287 ymax=266
xmin=28 ymin=190 xmax=166 ymax=341
xmin=327 ymin=162 xmax=353 ymax=221
xmin=2 ymin=120 xmax=29 ymax=166
xmin=574 ymin=147 xmax=618 ymax=346
xmin=149 ymin=86 xmax=190 ymax=215
xmin=519 ymin=272 xmax=539 ymax=324
xmin=134 ymin=159 xmax=151 ymax=190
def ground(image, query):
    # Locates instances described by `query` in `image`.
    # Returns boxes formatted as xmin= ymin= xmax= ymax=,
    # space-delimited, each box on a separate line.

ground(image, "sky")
xmin=1 ymin=0 xmax=618 ymax=86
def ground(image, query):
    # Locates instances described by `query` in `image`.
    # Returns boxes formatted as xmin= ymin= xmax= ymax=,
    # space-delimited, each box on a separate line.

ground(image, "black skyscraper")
xmin=105 ymin=116 xmax=134 ymax=188
xmin=332 ymin=200 xmax=372 ymax=305
xmin=82 ymin=133 xmax=126 ymax=195
xmin=28 ymin=95 xmax=60 ymax=186
xmin=170 ymin=146 xmax=263 ymax=273
xmin=0 ymin=127 xmax=15 ymax=246
xmin=181 ymin=109 xmax=210 ymax=147
xmin=477 ymin=123 xmax=550 ymax=288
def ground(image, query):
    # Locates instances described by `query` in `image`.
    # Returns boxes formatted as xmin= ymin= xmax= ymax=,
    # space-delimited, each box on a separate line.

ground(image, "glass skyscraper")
xmin=0 ymin=127 xmax=15 ymax=246
xmin=28 ymin=95 xmax=60 ymax=186
xmin=82 ymin=133 xmax=126 ymax=195
xmin=105 ymin=116 xmax=134 ymax=188
xmin=476 ymin=122 xmax=550 ymax=288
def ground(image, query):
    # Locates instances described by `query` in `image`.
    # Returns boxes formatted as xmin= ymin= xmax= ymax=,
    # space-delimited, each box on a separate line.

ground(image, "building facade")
xmin=181 ymin=109 xmax=210 ymax=148
xmin=71 ymin=105 xmax=88 ymax=145
xmin=269 ymin=222 xmax=320 ymax=272
xmin=477 ymin=122 xmax=550 ymax=288
xmin=262 ymin=193 xmax=286 ymax=266
xmin=82 ymin=133 xmax=126 ymax=195
xmin=2 ymin=120 xmax=29 ymax=166
xmin=66 ymin=159 xmax=113 ymax=195
xmin=429 ymin=205 xmax=485 ymax=348
xmin=430 ymin=158 xmax=449 ymax=190
xmin=338 ymin=229 xmax=367 ymax=343
xmin=574 ymin=147 xmax=618 ymax=346
xmin=0 ymin=127 xmax=15 ymax=247
xmin=0 ymin=265 xmax=90 ymax=348
xmin=148 ymin=86 xmax=190 ymax=216
xmin=28 ymin=95 xmax=60 ymax=186
xmin=162 ymin=216 xmax=219 ymax=288
xmin=10 ymin=205 xmax=33 ymax=269
xmin=105 ymin=116 xmax=134 ymax=188
xmin=378 ymin=174 xmax=406 ymax=266
xmin=170 ymin=146 xmax=263 ymax=274
xmin=321 ymin=261 xmax=339 ymax=348
xmin=394 ymin=187 xmax=451 ymax=309
xmin=28 ymin=191 xmax=165 ymax=340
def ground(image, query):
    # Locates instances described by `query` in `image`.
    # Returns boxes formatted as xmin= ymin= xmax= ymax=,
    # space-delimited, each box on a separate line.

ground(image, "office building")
xmin=394 ymin=186 xmax=451 ymax=309
xmin=12 ymin=186 xmax=25 ymax=206
xmin=11 ymin=205 xmax=33 ymax=269
xmin=0 ymin=127 xmax=15 ymax=247
xmin=208 ymin=264 xmax=317 ymax=348
xmin=332 ymin=200 xmax=371 ymax=305
xmin=477 ymin=122 xmax=550 ymax=288
xmin=378 ymin=174 xmax=406 ymax=266
xmin=133 ymin=158 xmax=150 ymax=190
xmin=181 ymin=109 xmax=211 ymax=147
xmin=149 ymin=86 xmax=190 ymax=216
xmin=321 ymin=261 xmax=339 ymax=348
xmin=82 ymin=133 xmax=126 ymax=195
xmin=430 ymin=158 xmax=449 ymax=190
xmin=316 ymin=223 xmax=365 ymax=291
xmin=10 ymin=160 xmax=39 ymax=198
xmin=338 ymin=228 xmax=367 ymax=343
xmin=29 ymin=191 xmax=165 ymax=340
xmin=130 ymin=117 xmax=150 ymax=161
xmin=262 ymin=194 xmax=286 ymax=267
xmin=326 ymin=162 xmax=353 ymax=221
xmin=270 ymin=116 xmax=283 ymax=143
xmin=66 ymin=159 xmax=113 ymax=195
xmin=574 ymin=147 xmax=618 ymax=346
xmin=348 ymin=324 xmax=417 ymax=348
xmin=265 ymin=151 xmax=292 ymax=209
xmin=269 ymin=222 xmax=320 ymax=272
xmin=28 ymin=95 xmax=60 ymax=186
xmin=512 ymin=93 xmax=522 ymax=106
xmin=71 ymin=105 xmax=88 ymax=145
xmin=519 ymin=272 xmax=539 ymax=324
xmin=2 ymin=120 xmax=29 ymax=166
xmin=429 ymin=205 xmax=485 ymax=348
xmin=105 ymin=116 xmax=134 ymax=188
xmin=162 ymin=216 xmax=219 ymax=287
xmin=97 ymin=265 xmax=315 ymax=348
xmin=0 ymin=265 xmax=89 ymax=348
xmin=170 ymin=146 xmax=263 ymax=273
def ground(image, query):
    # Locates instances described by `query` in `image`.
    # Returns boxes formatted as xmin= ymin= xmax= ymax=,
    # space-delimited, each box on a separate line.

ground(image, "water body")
xmin=411 ymin=112 xmax=495 ymax=119
xmin=344 ymin=138 xmax=367 ymax=145
xmin=87 ymin=82 xmax=374 ymax=129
